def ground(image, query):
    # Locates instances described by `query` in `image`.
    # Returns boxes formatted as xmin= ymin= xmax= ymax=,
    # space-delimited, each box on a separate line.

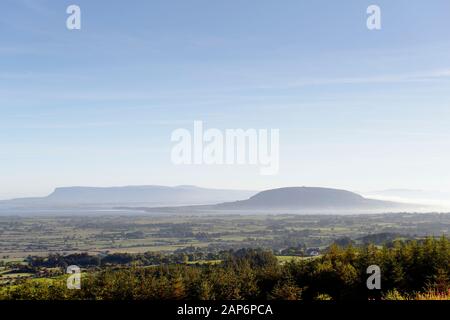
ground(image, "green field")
xmin=1 ymin=213 xmax=448 ymax=260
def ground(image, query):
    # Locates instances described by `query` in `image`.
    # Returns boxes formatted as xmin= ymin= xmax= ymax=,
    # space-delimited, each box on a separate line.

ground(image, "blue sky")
xmin=1 ymin=0 xmax=450 ymax=199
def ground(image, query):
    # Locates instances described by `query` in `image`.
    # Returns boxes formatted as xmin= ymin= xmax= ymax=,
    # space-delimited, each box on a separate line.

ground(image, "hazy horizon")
xmin=2 ymin=183 xmax=450 ymax=212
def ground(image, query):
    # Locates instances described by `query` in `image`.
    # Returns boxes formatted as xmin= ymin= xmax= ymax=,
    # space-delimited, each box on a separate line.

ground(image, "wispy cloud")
xmin=254 ymin=68 xmax=450 ymax=90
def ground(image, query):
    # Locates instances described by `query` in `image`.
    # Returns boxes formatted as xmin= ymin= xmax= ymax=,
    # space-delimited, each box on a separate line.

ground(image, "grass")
xmin=384 ymin=289 xmax=450 ymax=300
xmin=0 ymin=273 xmax=33 ymax=278
xmin=186 ymin=260 xmax=222 ymax=265
xmin=0 ymin=258 xmax=25 ymax=264
xmin=415 ymin=290 xmax=450 ymax=300
xmin=276 ymin=255 xmax=321 ymax=263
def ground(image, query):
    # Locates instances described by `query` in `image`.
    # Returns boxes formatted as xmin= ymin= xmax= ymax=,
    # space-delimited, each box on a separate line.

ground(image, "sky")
xmin=1 ymin=0 xmax=450 ymax=199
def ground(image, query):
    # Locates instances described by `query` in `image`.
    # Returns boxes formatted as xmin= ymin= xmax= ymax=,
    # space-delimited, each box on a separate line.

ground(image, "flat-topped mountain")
xmin=213 ymin=187 xmax=402 ymax=211
xmin=1 ymin=185 xmax=257 ymax=207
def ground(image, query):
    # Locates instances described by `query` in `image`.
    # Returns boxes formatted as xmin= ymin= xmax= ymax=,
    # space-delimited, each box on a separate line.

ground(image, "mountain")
xmin=0 ymin=185 xmax=257 ymax=208
xmin=140 ymin=187 xmax=412 ymax=214
xmin=213 ymin=187 xmax=400 ymax=211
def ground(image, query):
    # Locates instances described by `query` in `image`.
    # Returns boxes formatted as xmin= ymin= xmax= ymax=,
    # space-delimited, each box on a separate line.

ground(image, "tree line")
xmin=1 ymin=237 xmax=449 ymax=301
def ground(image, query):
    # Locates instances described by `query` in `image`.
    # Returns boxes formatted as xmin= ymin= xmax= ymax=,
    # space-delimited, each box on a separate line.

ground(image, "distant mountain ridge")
xmin=0 ymin=185 xmax=257 ymax=207
xmin=365 ymin=189 xmax=450 ymax=200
